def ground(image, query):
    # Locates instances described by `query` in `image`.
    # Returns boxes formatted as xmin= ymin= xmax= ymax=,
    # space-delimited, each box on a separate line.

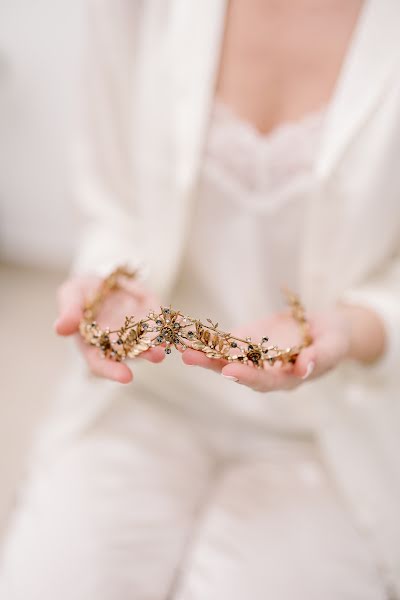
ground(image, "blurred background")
xmin=0 ymin=0 xmax=83 ymax=536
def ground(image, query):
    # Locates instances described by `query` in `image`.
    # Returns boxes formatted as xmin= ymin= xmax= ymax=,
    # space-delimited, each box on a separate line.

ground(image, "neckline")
xmin=213 ymin=98 xmax=326 ymax=146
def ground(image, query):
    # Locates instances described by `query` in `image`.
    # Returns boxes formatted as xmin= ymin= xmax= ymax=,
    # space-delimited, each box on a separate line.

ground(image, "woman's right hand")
xmin=54 ymin=275 xmax=166 ymax=383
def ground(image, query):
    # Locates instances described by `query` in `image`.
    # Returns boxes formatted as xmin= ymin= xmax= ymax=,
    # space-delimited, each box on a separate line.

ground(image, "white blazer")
xmin=70 ymin=0 xmax=400 ymax=589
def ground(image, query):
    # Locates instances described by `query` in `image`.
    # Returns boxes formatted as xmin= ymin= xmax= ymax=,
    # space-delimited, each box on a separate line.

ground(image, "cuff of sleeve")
xmin=339 ymin=286 xmax=400 ymax=380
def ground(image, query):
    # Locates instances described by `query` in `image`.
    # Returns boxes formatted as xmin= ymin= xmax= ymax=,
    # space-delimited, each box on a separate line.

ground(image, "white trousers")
xmin=0 ymin=384 xmax=387 ymax=600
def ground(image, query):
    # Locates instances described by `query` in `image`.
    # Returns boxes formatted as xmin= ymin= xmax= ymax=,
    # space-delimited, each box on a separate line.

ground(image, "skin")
xmin=182 ymin=304 xmax=386 ymax=391
xmin=56 ymin=0 xmax=386 ymax=389
xmin=215 ymin=0 xmax=364 ymax=134
xmin=55 ymin=277 xmax=166 ymax=384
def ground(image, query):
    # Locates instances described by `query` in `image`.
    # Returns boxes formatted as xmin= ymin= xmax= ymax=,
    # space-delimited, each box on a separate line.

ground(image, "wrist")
xmin=335 ymin=303 xmax=386 ymax=365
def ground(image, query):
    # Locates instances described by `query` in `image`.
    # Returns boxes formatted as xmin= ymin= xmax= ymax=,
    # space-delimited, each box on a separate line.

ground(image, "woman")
xmin=1 ymin=0 xmax=400 ymax=598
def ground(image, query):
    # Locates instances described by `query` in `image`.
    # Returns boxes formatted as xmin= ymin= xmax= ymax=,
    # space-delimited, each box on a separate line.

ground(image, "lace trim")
xmin=202 ymin=99 xmax=326 ymax=195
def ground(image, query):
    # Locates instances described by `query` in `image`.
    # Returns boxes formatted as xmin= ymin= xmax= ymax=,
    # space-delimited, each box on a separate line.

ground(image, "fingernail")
xmin=301 ymin=361 xmax=315 ymax=380
xmin=222 ymin=375 xmax=239 ymax=382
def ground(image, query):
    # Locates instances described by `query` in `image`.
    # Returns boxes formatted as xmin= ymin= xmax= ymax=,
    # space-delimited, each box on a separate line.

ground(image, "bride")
xmin=1 ymin=1 xmax=399 ymax=598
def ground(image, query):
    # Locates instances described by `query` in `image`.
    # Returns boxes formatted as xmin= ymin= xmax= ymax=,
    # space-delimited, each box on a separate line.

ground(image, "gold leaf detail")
xmin=191 ymin=341 xmax=205 ymax=350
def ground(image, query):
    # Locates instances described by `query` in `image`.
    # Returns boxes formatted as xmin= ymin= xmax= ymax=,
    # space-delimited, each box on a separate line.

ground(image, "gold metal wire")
xmin=79 ymin=266 xmax=312 ymax=368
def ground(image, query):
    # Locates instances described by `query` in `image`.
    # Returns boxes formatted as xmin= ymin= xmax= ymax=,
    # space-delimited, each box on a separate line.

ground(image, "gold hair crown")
xmin=79 ymin=267 xmax=313 ymax=369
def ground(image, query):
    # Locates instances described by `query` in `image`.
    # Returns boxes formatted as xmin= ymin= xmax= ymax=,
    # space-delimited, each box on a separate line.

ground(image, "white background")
xmin=0 ymin=0 xmax=84 ymax=268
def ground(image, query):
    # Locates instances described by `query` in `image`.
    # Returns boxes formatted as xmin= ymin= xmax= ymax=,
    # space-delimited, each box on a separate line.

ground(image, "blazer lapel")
xmin=169 ymin=0 xmax=227 ymax=194
xmin=299 ymin=0 xmax=400 ymax=306
xmin=316 ymin=0 xmax=400 ymax=178
xmin=149 ymin=0 xmax=227 ymax=296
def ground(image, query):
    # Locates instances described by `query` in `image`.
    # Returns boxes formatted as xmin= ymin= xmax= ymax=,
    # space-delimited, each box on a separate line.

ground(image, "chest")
xmin=215 ymin=0 xmax=364 ymax=134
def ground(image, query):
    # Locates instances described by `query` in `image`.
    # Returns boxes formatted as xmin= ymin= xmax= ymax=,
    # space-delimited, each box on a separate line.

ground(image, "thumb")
xmin=55 ymin=279 xmax=85 ymax=336
xmin=292 ymin=344 xmax=317 ymax=380
xmin=292 ymin=328 xmax=346 ymax=380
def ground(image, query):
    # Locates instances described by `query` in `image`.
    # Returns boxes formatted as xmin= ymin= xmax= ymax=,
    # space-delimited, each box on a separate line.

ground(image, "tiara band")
xmin=79 ymin=267 xmax=313 ymax=369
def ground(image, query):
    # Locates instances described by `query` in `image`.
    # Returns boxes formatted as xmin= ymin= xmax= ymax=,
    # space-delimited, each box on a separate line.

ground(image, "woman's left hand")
xmin=181 ymin=308 xmax=352 ymax=392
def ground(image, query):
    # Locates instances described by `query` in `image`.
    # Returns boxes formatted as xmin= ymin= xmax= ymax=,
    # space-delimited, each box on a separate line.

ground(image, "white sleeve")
xmin=70 ymin=0 xmax=147 ymax=279
xmin=339 ymin=248 xmax=400 ymax=381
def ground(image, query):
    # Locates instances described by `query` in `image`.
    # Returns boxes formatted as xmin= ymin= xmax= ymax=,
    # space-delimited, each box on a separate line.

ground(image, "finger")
xmin=117 ymin=279 xmax=162 ymax=315
xmin=55 ymin=280 xmax=85 ymax=336
xmin=140 ymin=345 xmax=166 ymax=363
xmin=291 ymin=345 xmax=317 ymax=380
xmin=181 ymin=348 xmax=227 ymax=373
xmin=292 ymin=330 xmax=345 ymax=381
xmin=221 ymin=362 xmax=299 ymax=392
xmin=117 ymin=278 xmax=151 ymax=302
xmin=81 ymin=343 xmax=133 ymax=384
